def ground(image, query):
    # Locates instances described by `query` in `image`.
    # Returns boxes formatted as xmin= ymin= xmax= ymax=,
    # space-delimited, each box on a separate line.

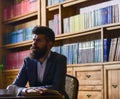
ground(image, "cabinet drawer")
xmin=78 ymin=91 xmax=102 ymax=99
xmin=5 ymin=75 xmax=16 ymax=85
xmin=67 ymin=67 xmax=73 ymax=75
xmin=73 ymin=66 xmax=103 ymax=85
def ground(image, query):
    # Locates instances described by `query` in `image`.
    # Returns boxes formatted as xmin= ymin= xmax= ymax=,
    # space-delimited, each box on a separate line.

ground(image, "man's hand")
xmin=21 ymin=87 xmax=47 ymax=96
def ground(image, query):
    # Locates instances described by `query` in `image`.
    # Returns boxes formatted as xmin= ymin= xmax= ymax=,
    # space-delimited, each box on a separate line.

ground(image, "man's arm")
xmin=48 ymin=54 xmax=67 ymax=94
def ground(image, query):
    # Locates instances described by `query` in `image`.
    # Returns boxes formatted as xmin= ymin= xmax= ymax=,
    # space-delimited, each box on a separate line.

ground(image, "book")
xmin=104 ymin=38 xmax=111 ymax=62
xmin=109 ymin=37 xmax=118 ymax=61
xmin=114 ymin=37 xmax=120 ymax=61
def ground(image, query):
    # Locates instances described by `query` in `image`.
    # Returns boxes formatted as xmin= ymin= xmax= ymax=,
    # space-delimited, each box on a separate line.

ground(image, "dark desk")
xmin=0 ymin=95 xmax=64 ymax=99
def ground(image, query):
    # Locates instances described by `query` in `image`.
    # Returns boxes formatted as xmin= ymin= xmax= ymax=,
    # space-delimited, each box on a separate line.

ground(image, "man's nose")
xmin=32 ymin=40 xmax=37 ymax=46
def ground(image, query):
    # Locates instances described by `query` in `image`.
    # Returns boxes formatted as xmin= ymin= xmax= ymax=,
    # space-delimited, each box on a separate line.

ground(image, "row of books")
xmin=5 ymin=50 xmax=30 ymax=70
xmin=109 ymin=37 xmax=120 ymax=61
xmin=52 ymin=36 xmax=120 ymax=64
xmin=48 ymin=14 xmax=60 ymax=36
xmin=63 ymin=0 xmax=120 ymax=33
xmin=2 ymin=26 xmax=34 ymax=45
xmin=4 ymin=36 xmax=120 ymax=70
xmin=4 ymin=0 xmax=38 ymax=20
xmin=51 ymin=39 xmax=102 ymax=64
xmin=47 ymin=0 xmax=65 ymax=6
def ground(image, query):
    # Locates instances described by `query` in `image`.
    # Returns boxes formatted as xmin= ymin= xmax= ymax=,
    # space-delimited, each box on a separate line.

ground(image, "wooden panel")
xmin=107 ymin=70 xmax=120 ymax=99
xmin=0 ymin=72 xmax=4 ymax=88
xmin=104 ymin=64 xmax=120 ymax=99
xmin=67 ymin=67 xmax=73 ymax=75
xmin=73 ymin=66 xmax=103 ymax=85
xmin=3 ymin=70 xmax=19 ymax=88
xmin=5 ymin=75 xmax=17 ymax=86
xmin=78 ymin=90 xmax=102 ymax=99
xmin=79 ymin=85 xmax=103 ymax=91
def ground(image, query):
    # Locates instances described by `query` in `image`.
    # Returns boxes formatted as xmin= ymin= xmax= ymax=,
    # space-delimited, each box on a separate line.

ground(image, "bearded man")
xmin=9 ymin=26 xmax=69 ymax=99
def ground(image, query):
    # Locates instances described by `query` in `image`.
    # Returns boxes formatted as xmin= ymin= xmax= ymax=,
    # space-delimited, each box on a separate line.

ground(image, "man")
xmin=10 ymin=26 xmax=69 ymax=99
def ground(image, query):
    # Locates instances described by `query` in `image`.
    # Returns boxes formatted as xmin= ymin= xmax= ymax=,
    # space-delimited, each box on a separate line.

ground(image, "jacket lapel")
xmin=29 ymin=59 xmax=38 ymax=85
xmin=43 ymin=53 xmax=53 ymax=81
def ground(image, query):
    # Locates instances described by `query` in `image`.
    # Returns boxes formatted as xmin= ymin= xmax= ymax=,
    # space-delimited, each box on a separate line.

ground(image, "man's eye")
xmin=33 ymin=38 xmax=36 ymax=41
xmin=36 ymin=39 xmax=41 ymax=42
xmin=33 ymin=38 xmax=42 ymax=43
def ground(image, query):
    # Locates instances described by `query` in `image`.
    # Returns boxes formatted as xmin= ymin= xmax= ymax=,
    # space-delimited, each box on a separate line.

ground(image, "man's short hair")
xmin=32 ymin=26 xmax=55 ymax=43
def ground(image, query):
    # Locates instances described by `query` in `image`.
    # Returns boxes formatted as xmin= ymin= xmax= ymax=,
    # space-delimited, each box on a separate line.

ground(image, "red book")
xmin=6 ymin=53 xmax=12 ymax=70
xmin=11 ymin=52 xmax=19 ymax=69
xmin=29 ymin=0 xmax=38 ymax=12
xmin=18 ymin=50 xmax=30 ymax=68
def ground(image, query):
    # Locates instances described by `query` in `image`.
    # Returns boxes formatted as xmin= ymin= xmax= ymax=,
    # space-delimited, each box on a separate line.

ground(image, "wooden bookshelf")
xmin=3 ymin=11 xmax=38 ymax=24
xmin=3 ymin=40 xmax=32 ymax=49
xmin=1 ymin=0 xmax=120 ymax=99
xmin=43 ymin=0 xmax=120 ymax=99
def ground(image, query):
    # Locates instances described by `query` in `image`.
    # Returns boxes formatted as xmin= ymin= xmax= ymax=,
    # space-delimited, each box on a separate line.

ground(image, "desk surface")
xmin=0 ymin=95 xmax=64 ymax=99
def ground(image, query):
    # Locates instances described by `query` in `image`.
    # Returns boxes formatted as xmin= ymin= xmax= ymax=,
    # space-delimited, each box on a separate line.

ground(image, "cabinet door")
xmin=104 ymin=64 xmax=120 ymax=99
xmin=78 ymin=91 xmax=102 ymax=99
xmin=78 ymin=86 xmax=103 ymax=99
xmin=67 ymin=67 xmax=73 ymax=75
xmin=0 ymin=73 xmax=4 ymax=88
xmin=73 ymin=65 xmax=103 ymax=86
xmin=3 ymin=70 xmax=19 ymax=88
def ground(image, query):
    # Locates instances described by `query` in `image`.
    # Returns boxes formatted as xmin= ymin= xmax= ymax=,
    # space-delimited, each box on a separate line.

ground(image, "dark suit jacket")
xmin=13 ymin=51 xmax=69 ymax=99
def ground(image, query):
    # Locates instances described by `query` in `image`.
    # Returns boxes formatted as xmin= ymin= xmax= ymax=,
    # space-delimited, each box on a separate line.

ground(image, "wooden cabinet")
xmin=0 ymin=0 xmax=40 ymax=88
xmin=67 ymin=66 xmax=74 ymax=75
xmin=1 ymin=0 xmax=120 ymax=99
xmin=78 ymin=90 xmax=102 ymax=99
xmin=104 ymin=62 xmax=120 ymax=99
xmin=73 ymin=65 xmax=103 ymax=99
xmin=3 ymin=69 xmax=19 ymax=88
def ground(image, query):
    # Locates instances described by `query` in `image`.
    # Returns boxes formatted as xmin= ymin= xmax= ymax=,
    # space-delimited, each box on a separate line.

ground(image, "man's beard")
xmin=30 ymin=45 xmax=47 ymax=60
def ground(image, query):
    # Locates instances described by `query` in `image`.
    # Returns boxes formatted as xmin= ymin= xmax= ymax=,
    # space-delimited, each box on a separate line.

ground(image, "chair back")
xmin=65 ymin=74 xmax=79 ymax=99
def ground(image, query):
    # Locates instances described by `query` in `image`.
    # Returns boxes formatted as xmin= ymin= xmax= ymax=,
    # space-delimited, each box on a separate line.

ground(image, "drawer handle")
xmin=112 ymin=85 xmax=118 ymax=88
xmin=86 ymin=94 xmax=91 ymax=98
xmin=86 ymin=75 xmax=91 ymax=78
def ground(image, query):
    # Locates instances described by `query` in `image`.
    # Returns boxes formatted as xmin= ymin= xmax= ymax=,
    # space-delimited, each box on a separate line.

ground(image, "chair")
xmin=65 ymin=74 xmax=79 ymax=99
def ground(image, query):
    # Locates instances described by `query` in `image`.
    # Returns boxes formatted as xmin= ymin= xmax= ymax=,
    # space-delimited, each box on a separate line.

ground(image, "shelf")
xmin=3 ymin=11 xmax=38 ymax=24
xmin=3 ymin=23 xmax=120 ymax=49
xmin=3 ymin=69 xmax=19 ymax=73
xmin=104 ymin=23 xmax=120 ymax=30
xmin=56 ymin=23 xmax=120 ymax=40
xmin=63 ymin=0 xmax=87 ymax=7
xmin=3 ymin=61 xmax=120 ymax=72
xmin=46 ymin=0 xmax=87 ymax=11
xmin=3 ymin=40 xmax=32 ymax=49
xmin=56 ymin=27 xmax=101 ymax=40
xmin=67 ymin=62 xmax=103 ymax=67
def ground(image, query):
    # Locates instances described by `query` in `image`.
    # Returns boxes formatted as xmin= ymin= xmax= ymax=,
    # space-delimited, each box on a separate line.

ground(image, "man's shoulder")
xmin=51 ymin=51 xmax=66 ymax=59
xmin=24 ymin=56 xmax=36 ymax=62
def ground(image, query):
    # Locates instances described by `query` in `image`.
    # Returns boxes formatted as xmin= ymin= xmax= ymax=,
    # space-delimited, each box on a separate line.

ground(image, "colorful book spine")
xmin=104 ymin=38 xmax=111 ymax=62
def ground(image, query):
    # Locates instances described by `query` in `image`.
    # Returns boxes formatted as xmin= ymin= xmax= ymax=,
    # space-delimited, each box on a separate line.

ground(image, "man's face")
xmin=30 ymin=34 xmax=48 ymax=60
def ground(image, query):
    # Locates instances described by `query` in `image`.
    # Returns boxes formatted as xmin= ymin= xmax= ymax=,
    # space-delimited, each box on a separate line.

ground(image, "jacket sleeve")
xmin=12 ymin=58 xmax=28 ymax=87
xmin=49 ymin=54 xmax=67 ymax=95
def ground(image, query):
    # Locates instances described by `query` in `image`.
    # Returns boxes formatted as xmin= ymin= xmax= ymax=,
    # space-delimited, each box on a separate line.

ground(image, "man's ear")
xmin=47 ymin=42 xmax=53 ymax=48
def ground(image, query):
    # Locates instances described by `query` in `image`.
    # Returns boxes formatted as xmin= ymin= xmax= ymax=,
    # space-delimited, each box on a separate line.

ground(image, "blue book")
xmin=104 ymin=38 xmax=111 ymax=62
xmin=16 ymin=29 xmax=24 ymax=43
xmin=108 ymin=6 xmax=113 ymax=24
xmin=59 ymin=0 xmax=65 ymax=2
xmin=61 ymin=44 xmax=69 ymax=64
xmin=68 ymin=44 xmax=73 ymax=64
xmin=101 ymin=7 xmax=109 ymax=25
xmin=25 ymin=27 xmax=34 ymax=41
xmin=72 ymin=43 xmax=78 ymax=64
xmin=11 ymin=31 xmax=17 ymax=44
